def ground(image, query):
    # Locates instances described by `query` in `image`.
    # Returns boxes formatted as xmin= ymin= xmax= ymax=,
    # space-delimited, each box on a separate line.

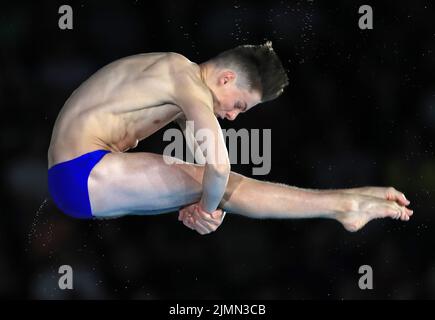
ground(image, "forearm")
xmin=199 ymin=165 xmax=230 ymax=213
xmin=180 ymin=119 xmax=207 ymax=164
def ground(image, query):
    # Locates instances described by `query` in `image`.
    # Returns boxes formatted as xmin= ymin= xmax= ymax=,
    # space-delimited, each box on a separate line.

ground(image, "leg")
xmin=88 ymin=152 xmax=412 ymax=231
xmin=88 ymin=151 xmax=337 ymax=218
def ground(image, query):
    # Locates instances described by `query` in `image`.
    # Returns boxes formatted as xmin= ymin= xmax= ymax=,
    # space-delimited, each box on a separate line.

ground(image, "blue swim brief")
xmin=48 ymin=149 xmax=111 ymax=219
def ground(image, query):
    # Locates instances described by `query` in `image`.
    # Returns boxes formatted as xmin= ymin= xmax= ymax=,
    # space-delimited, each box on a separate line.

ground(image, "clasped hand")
xmin=178 ymin=203 xmax=226 ymax=235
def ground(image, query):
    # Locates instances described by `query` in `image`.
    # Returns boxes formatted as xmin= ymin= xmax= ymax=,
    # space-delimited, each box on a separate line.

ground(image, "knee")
xmin=178 ymin=164 xmax=247 ymax=205
xmin=222 ymin=171 xmax=246 ymax=201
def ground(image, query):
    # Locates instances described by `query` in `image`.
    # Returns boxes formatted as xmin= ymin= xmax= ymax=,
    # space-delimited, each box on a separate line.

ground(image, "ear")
xmin=218 ymin=70 xmax=236 ymax=85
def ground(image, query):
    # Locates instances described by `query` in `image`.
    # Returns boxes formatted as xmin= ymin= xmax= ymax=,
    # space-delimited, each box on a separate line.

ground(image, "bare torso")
xmin=48 ymin=52 xmax=204 ymax=168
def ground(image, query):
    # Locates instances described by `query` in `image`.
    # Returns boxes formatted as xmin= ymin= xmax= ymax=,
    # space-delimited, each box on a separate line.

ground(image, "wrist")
xmin=197 ymin=201 xmax=212 ymax=214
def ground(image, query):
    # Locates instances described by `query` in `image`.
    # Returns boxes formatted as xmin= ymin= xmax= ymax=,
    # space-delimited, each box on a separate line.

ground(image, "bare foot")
xmin=334 ymin=195 xmax=414 ymax=232
xmin=340 ymin=186 xmax=411 ymax=207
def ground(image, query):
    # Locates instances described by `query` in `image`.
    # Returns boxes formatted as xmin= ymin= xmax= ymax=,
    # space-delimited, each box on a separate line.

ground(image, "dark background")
xmin=1 ymin=0 xmax=434 ymax=299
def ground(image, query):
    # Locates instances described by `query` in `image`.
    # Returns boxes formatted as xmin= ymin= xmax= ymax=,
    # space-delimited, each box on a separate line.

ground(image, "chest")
xmin=127 ymin=103 xmax=182 ymax=140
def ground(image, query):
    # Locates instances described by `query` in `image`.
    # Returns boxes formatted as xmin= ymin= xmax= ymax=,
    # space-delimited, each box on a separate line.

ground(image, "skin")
xmin=48 ymin=52 xmax=413 ymax=235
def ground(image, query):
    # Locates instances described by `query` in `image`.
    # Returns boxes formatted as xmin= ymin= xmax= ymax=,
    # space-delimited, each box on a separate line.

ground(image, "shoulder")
xmin=165 ymin=52 xmax=192 ymax=65
xmin=131 ymin=52 xmax=195 ymax=76
xmin=161 ymin=52 xmax=198 ymax=76
xmin=160 ymin=52 xmax=197 ymax=77
xmin=164 ymin=54 xmax=213 ymax=107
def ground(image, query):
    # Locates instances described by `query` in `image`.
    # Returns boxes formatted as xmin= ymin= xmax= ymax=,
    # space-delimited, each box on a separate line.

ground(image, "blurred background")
xmin=0 ymin=0 xmax=434 ymax=299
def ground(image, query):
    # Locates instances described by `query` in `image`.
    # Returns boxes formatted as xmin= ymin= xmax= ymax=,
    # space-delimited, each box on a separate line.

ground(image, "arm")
xmin=184 ymin=106 xmax=230 ymax=213
xmin=175 ymin=114 xmax=207 ymax=165
xmin=176 ymin=112 xmax=229 ymax=235
xmin=173 ymin=75 xmax=231 ymax=214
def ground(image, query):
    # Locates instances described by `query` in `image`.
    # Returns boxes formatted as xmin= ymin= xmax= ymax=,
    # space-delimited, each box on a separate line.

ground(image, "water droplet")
xmin=27 ymin=197 xmax=49 ymax=249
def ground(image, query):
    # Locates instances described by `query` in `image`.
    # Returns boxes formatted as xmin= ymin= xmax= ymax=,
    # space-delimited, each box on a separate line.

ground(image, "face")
xmin=212 ymin=71 xmax=262 ymax=121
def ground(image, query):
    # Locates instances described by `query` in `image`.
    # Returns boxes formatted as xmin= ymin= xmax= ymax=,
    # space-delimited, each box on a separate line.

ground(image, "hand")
xmin=178 ymin=203 xmax=226 ymax=235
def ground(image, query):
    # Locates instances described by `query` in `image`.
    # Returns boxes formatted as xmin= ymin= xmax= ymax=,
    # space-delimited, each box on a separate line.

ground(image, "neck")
xmin=199 ymin=62 xmax=215 ymax=88
xmin=198 ymin=62 xmax=221 ymax=109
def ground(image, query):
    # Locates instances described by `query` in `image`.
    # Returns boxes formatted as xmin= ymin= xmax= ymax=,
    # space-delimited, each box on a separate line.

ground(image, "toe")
xmin=401 ymin=210 xmax=410 ymax=221
xmin=399 ymin=193 xmax=411 ymax=206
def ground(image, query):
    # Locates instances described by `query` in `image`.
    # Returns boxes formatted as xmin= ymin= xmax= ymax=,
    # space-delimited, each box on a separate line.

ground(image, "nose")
xmin=226 ymin=111 xmax=238 ymax=121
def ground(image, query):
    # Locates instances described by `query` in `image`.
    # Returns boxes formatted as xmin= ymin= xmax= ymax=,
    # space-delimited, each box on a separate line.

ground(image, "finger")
xmin=178 ymin=210 xmax=186 ymax=221
xmin=210 ymin=210 xmax=225 ymax=225
xmin=190 ymin=213 xmax=197 ymax=224
xmin=191 ymin=208 xmax=219 ymax=228
xmin=197 ymin=207 xmax=223 ymax=224
xmin=210 ymin=209 xmax=224 ymax=219
xmin=192 ymin=220 xmax=210 ymax=235
xmin=198 ymin=212 xmax=221 ymax=228
xmin=194 ymin=218 xmax=215 ymax=234
xmin=181 ymin=207 xmax=193 ymax=218
xmin=182 ymin=217 xmax=194 ymax=230
xmin=188 ymin=216 xmax=207 ymax=232
xmin=186 ymin=214 xmax=195 ymax=226
xmin=188 ymin=215 xmax=196 ymax=226
xmin=182 ymin=211 xmax=192 ymax=222
xmin=194 ymin=207 xmax=216 ymax=223
xmin=182 ymin=204 xmax=196 ymax=213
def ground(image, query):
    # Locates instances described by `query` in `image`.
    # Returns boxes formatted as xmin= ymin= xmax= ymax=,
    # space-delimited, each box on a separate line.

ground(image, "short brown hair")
xmin=210 ymin=41 xmax=289 ymax=102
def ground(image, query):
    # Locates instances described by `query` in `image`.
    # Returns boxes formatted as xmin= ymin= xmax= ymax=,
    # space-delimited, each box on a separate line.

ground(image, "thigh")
xmin=87 ymin=152 xmax=205 ymax=218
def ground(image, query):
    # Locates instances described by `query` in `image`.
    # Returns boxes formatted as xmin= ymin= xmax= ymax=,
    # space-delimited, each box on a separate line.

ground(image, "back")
xmin=48 ymin=52 xmax=198 ymax=168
